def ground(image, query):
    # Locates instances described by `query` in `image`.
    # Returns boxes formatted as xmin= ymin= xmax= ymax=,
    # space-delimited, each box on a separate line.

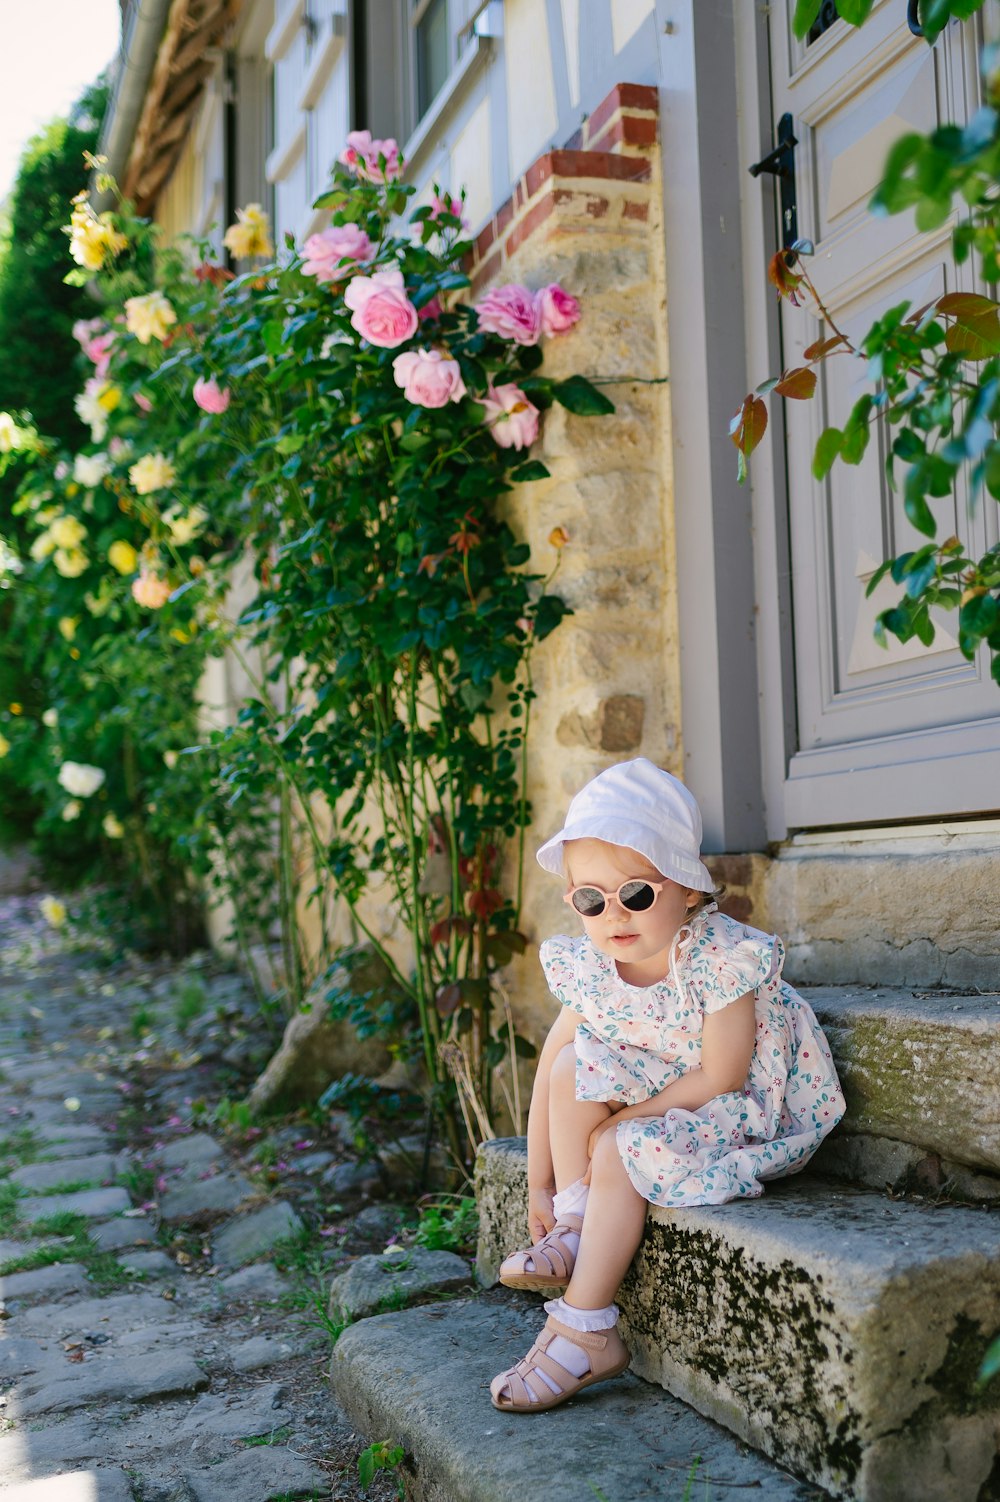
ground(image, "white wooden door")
xmin=767 ymin=0 xmax=1000 ymax=827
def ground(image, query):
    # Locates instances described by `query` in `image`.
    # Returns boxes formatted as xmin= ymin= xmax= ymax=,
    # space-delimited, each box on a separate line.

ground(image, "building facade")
xmin=101 ymin=0 xmax=1000 ymax=1028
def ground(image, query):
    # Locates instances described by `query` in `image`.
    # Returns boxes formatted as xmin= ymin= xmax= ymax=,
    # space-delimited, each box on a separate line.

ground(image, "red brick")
xmin=585 ymin=82 xmax=658 ymax=142
xmin=475 ymin=221 xmax=496 ymax=259
xmin=495 ymin=197 xmax=514 ymax=237
xmin=514 ymin=180 xmax=525 ymax=211
xmin=622 ymin=113 xmax=658 ymax=146
xmin=547 ymin=149 xmax=650 ymax=183
xmin=524 ymin=153 xmax=556 ymax=199
xmin=505 ymin=193 xmax=555 ymax=258
xmin=622 ymin=199 xmax=649 ymax=221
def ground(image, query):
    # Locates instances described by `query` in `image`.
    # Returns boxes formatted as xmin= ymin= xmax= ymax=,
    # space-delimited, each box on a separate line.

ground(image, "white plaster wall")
xmin=504 ymin=0 xmax=558 ymax=179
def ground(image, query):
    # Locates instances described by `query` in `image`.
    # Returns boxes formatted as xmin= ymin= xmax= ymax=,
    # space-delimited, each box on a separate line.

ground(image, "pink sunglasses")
xmin=563 ymin=877 xmax=672 ymax=918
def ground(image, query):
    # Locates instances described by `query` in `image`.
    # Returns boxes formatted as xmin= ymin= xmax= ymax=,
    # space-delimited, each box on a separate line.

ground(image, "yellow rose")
xmin=9 ymin=703 xmax=21 ymax=715
xmin=53 ymin=548 xmax=88 ymax=578
xmin=66 ymin=195 xmax=127 ymax=272
xmin=30 ymin=531 xmax=56 ymax=562
xmin=49 ymin=514 xmax=87 ymax=550
xmin=0 ymin=413 xmax=20 ymax=452
xmin=57 ymin=618 xmax=78 ymax=642
xmin=223 ymin=203 xmax=273 ymax=260
xmin=108 ymin=540 xmax=139 ymax=575
xmin=162 ymin=505 xmax=207 ymax=546
xmin=0 ymin=732 xmax=10 ymax=758
xmin=40 ymin=895 xmax=67 ymax=927
xmin=124 ymin=291 xmax=177 ymax=346
xmin=169 ymin=624 xmax=197 ymax=644
xmin=102 ymin=812 xmax=125 ymax=839
xmin=129 ymin=453 xmax=176 ymax=495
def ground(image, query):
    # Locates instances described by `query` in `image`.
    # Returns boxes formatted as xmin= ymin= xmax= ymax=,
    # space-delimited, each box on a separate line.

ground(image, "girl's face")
xmin=564 ymin=838 xmax=702 ymax=985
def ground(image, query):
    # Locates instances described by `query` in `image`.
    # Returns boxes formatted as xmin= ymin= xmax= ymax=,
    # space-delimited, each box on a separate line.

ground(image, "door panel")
xmin=769 ymin=0 xmax=1000 ymax=825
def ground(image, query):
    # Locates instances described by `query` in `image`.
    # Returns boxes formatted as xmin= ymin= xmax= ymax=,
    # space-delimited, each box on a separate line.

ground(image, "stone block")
xmin=10 ymin=1155 xmax=115 ymax=1191
xmin=14 ymin=1350 xmax=209 ymax=1417
xmin=0 ymin=1262 xmax=89 ymax=1300
xmin=118 ymin=1249 xmax=176 ymax=1275
xmin=805 ymin=987 xmax=1000 ymax=1176
xmin=157 ymin=1171 xmax=257 ymax=1226
xmin=211 ymin=1200 xmax=304 ymax=1268
xmin=229 ymin=1334 xmax=302 ymax=1372
xmin=244 ymin=947 xmax=396 ymax=1114
xmin=218 ymin=1262 xmax=289 ymax=1300
xmin=18 ymin=1188 xmax=131 ymax=1224
xmin=328 ymin=1246 xmax=471 ymax=1322
xmin=331 ymin=1298 xmax=812 ymax=1502
xmin=157 ymin=1131 xmax=224 ymax=1169
xmin=89 ymin=1216 xmax=156 ymax=1251
xmin=475 ymin=1138 xmax=1000 ymax=1501
xmin=184 ymin=1447 xmax=329 ymax=1502
xmin=1 ymin=1471 xmax=135 ymax=1502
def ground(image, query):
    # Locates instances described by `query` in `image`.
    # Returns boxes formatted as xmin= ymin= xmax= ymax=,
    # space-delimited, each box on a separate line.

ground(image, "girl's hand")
xmin=581 ymin=1115 xmax=621 ymax=1184
xmin=528 ymin=1186 xmax=555 ymax=1243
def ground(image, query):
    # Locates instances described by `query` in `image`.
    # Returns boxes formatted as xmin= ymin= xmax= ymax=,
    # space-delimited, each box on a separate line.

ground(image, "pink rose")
xmin=429 ymin=193 xmax=467 ymax=227
xmin=73 ymin=318 xmax=115 ymax=376
xmin=193 ymin=377 xmax=231 ymax=414
xmin=418 ymin=296 xmax=443 ymax=323
xmin=343 ymin=267 xmax=418 ymax=348
xmin=301 ymin=223 xmax=373 ymax=283
xmin=338 ymin=130 xmax=402 ymax=183
xmin=536 ymin=284 xmax=581 ymax=336
xmin=474 ymin=284 xmax=541 ymax=345
xmin=392 ymin=349 xmax=466 ymax=408
xmin=134 ymin=393 xmax=153 ymax=413
xmin=479 ymin=383 xmax=540 ymax=450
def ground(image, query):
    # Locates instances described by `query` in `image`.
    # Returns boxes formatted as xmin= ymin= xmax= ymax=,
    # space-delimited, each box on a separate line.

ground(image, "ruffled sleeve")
xmin=683 ymin=916 xmax=785 ymax=1014
xmin=539 ymin=934 xmax=586 ymax=1014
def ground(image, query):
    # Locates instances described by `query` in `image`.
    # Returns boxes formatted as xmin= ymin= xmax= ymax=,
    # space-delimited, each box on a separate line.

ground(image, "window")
xmin=409 ymin=0 xmax=487 ymax=125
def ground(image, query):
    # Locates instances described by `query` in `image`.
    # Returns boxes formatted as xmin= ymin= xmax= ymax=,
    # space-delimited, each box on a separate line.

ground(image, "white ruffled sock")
xmin=552 ymin=1178 xmax=590 ymax=1221
xmin=521 ymin=1296 xmax=619 ymax=1401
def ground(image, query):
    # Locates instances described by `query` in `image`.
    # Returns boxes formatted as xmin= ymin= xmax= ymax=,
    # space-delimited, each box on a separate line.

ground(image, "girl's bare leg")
xmin=547 ymin=1043 xmax=611 ymax=1191
xmin=564 ymin=1127 xmax=647 ymax=1310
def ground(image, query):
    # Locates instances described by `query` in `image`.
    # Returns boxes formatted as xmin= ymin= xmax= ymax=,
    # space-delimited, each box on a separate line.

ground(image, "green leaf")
xmin=510 ymin=460 xmax=550 ymax=482
xmin=865 ymin=560 xmax=893 ymax=597
xmin=835 ymin=0 xmax=876 ymax=25
xmin=553 ymin=376 xmax=615 ymax=416
xmin=791 ymin=0 xmax=823 ymax=37
xmin=261 ymin=320 xmax=285 ymax=356
xmin=812 ymin=427 xmax=843 ymax=480
xmin=904 ymin=467 xmax=938 ymax=537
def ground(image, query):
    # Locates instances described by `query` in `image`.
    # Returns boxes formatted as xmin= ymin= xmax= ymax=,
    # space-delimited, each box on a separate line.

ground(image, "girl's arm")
xmin=589 ymin=992 xmax=757 ymax=1145
xmin=525 ymin=1005 xmax=578 ymax=1241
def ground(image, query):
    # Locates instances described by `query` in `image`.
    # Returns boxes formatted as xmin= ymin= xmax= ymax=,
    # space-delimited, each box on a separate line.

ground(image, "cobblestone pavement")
xmin=0 ymin=892 xmax=410 ymax=1502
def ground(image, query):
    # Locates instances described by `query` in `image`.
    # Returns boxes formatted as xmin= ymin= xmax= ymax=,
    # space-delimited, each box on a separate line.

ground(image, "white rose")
xmin=73 ymin=453 xmax=110 ymax=488
xmin=42 ymin=708 xmax=59 ymax=728
xmin=61 ymin=800 xmax=82 ymax=822
xmin=57 ymin=761 xmax=106 ymax=798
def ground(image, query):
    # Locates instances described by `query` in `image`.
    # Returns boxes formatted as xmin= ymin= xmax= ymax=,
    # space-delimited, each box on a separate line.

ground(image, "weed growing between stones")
xmin=0 ymin=1125 xmax=40 ymax=1167
xmin=412 ymin=1194 xmax=478 ymax=1255
xmin=358 ymin=1440 xmax=405 ymax=1500
xmin=0 ymin=1180 xmax=21 ymax=1235
xmin=174 ymin=975 xmax=208 ymax=1031
xmin=239 ymin=1426 xmax=294 ymax=1447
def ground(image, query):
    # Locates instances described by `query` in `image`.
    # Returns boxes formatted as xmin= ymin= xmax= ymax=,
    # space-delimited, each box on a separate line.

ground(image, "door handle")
xmin=749 ymin=113 xmax=798 ymax=248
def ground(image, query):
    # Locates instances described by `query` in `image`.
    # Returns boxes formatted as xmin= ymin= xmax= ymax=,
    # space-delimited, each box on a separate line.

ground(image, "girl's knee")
xmin=549 ymin=1042 xmax=577 ymax=1092
xmin=592 ymin=1124 xmax=627 ymax=1179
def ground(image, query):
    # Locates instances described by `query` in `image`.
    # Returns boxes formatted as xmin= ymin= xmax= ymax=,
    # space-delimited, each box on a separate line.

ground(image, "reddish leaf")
xmin=467 ymin=887 xmax=504 ymax=920
xmin=729 ymin=394 xmax=768 ymax=457
xmin=435 ymin=983 xmax=462 ymax=1017
xmin=774 ymin=367 xmax=818 ymax=400
xmin=767 ymin=249 xmax=805 ymax=305
xmin=937 ymin=292 xmax=1000 ymax=318
xmin=945 ymin=313 xmax=1000 ymax=361
xmin=803 ymin=333 xmax=848 ymax=360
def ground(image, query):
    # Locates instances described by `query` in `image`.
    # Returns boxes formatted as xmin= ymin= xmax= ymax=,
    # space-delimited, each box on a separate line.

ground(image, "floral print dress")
xmin=539 ymin=906 xmax=846 ymax=1207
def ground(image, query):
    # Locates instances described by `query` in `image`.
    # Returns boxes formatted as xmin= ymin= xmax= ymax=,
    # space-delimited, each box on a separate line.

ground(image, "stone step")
xmin=475 ymin=1137 xmax=1000 ymax=1502
xmin=330 ymin=1294 xmax=826 ymax=1501
xmin=802 ymin=986 xmax=1000 ymax=1197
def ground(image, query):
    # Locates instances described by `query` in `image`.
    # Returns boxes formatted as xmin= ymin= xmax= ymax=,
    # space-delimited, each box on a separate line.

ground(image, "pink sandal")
xmin=490 ymin=1313 xmax=630 ymax=1412
xmin=497 ymin=1214 xmax=583 ymax=1292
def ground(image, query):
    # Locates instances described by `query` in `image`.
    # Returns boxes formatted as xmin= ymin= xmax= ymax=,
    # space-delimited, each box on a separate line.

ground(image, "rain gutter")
xmin=93 ymin=0 xmax=173 ymax=210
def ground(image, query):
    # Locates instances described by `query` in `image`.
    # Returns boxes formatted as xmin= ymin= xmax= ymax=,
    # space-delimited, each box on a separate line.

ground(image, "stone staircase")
xmin=331 ymin=983 xmax=1000 ymax=1502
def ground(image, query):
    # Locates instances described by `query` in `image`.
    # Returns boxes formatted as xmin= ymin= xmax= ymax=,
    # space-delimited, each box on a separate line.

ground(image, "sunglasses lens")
xmin=620 ymin=880 xmax=656 ymax=911
xmin=571 ymin=887 xmax=606 ymax=917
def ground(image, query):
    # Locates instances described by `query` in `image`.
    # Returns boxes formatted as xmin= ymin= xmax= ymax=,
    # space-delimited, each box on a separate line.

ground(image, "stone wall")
xmin=465 ymin=84 xmax=677 ymax=1045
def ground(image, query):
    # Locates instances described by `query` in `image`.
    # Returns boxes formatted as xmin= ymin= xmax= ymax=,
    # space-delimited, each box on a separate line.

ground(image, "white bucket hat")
xmin=536 ymin=758 xmax=715 ymax=892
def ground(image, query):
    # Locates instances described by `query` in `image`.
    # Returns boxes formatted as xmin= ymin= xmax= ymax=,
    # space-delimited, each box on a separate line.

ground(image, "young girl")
xmin=490 ymin=758 xmax=846 ymax=1413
